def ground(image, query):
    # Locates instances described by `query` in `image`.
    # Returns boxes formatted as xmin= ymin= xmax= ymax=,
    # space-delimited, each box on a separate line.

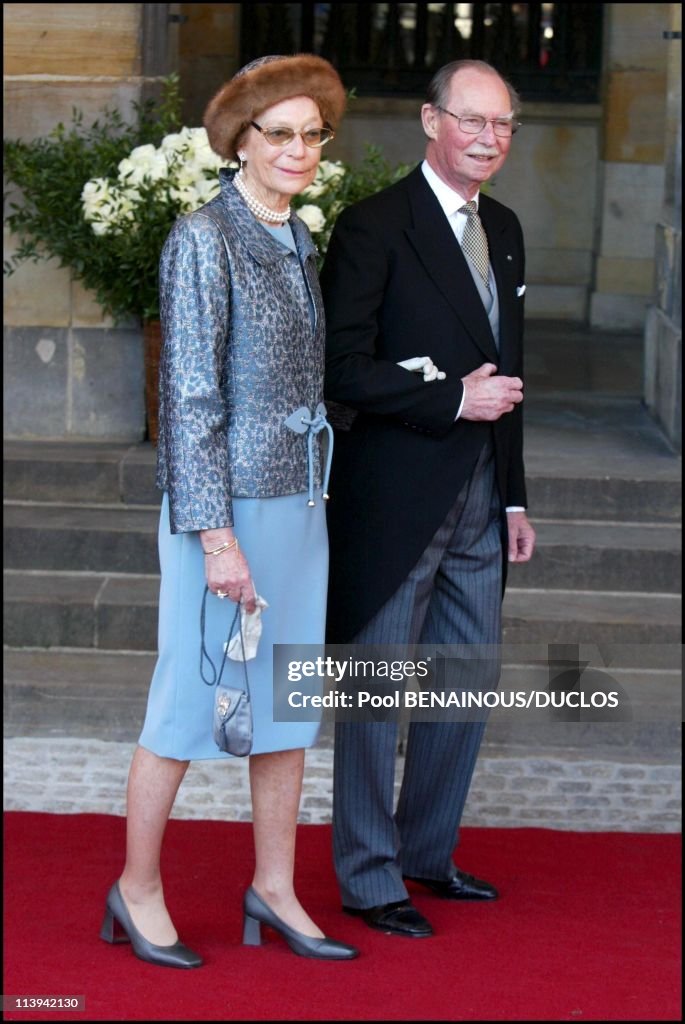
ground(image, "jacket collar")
xmin=218 ymin=168 xmax=317 ymax=266
xmin=403 ymin=167 xmax=500 ymax=364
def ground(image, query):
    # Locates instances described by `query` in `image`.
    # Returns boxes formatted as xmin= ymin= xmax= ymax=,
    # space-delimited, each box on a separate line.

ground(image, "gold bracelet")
xmin=203 ymin=538 xmax=238 ymax=557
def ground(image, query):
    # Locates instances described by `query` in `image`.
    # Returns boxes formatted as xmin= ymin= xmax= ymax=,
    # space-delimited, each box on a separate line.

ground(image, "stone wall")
xmin=179 ymin=2 xmax=241 ymax=125
xmin=644 ymin=3 xmax=681 ymax=449
xmin=590 ymin=3 xmax=670 ymax=329
xmin=3 ymin=4 xmax=677 ymax=440
xmin=330 ymin=98 xmax=601 ymax=322
xmin=3 ymin=3 xmax=168 ymax=441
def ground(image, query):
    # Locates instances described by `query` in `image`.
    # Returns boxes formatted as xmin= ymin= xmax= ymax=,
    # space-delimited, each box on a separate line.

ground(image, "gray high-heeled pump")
xmin=242 ymin=885 xmax=359 ymax=960
xmin=100 ymin=881 xmax=203 ymax=969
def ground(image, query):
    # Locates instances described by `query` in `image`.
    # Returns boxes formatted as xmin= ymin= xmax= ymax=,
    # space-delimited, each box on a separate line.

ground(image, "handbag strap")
xmin=199 ymin=585 xmax=251 ymax=699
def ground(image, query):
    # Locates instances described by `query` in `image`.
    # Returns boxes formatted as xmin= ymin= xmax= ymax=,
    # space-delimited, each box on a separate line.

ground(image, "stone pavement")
xmin=4 ymin=736 xmax=680 ymax=832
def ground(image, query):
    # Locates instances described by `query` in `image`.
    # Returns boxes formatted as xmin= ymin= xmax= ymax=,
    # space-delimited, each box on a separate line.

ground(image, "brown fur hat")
xmin=204 ymin=54 xmax=346 ymax=161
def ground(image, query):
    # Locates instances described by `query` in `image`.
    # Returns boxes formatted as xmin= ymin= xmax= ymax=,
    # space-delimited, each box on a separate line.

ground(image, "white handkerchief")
xmin=226 ymin=594 xmax=269 ymax=661
xmin=516 ymin=285 xmax=526 ymax=297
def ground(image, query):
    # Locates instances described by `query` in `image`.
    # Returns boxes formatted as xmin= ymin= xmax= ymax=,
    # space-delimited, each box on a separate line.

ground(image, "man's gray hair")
xmin=426 ymin=59 xmax=521 ymax=115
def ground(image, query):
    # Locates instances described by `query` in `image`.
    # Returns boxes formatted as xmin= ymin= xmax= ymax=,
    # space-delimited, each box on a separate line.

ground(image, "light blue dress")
xmin=139 ymin=222 xmax=328 ymax=760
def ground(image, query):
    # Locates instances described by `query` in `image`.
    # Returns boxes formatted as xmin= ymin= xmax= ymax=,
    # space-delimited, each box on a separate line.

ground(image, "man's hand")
xmin=507 ymin=510 xmax=536 ymax=563
xmin=460 ymin=363 xmax=523 ymax=421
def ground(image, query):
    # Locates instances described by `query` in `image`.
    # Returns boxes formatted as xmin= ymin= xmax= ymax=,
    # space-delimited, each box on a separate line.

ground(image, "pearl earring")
xmin=238 ymin=151 xmax=247 ymax=168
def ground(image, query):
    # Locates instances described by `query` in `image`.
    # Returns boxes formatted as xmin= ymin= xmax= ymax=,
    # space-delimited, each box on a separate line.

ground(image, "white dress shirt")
xmin=421 ymin=159 xmax=479 ymax=245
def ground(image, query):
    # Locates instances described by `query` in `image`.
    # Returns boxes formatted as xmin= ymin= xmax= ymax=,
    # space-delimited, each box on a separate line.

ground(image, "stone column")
xmin=590 ymin=3 xmax=669 ymax=330
xmin=644 ymin=4 xmax=681 ymax=449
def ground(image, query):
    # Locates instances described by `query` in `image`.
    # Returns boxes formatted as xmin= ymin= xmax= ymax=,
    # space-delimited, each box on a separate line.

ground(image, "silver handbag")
xmin=200 ymin=586 xmax=253 ymax=757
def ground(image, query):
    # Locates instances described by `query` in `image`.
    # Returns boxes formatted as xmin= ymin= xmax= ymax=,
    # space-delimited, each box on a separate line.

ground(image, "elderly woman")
xmin=100 ymin=54 xmax=357 ymax=966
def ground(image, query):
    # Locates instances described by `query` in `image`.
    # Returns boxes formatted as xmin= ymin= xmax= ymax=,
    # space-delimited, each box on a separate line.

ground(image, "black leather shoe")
xmin=404 ymin=869 xmax=498 ymax=901
xmin=343 ymin=899 xmax=433 ymax=937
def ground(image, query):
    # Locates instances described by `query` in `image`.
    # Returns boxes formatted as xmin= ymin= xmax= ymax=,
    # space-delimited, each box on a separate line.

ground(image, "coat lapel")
xmin=479 ymin=195 xmax=518 ymax=373
xmin=291 ymin=213 xmax=323 ymax=333
xmin=403 ymin=169 xmax=499 ymax=365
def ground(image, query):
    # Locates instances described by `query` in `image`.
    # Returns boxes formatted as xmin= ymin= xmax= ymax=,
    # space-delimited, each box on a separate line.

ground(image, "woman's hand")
xmin=200 ymin=530 xmax=257 ymax=612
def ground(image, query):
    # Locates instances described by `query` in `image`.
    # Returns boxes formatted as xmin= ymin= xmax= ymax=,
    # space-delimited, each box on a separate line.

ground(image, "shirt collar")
xmin=421 ymin=159 xmax=479 ymax=218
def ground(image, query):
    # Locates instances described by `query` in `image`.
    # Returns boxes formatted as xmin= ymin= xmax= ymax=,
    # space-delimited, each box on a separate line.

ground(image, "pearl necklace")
xmin=233 ymin=170 xmax=290 ymax=224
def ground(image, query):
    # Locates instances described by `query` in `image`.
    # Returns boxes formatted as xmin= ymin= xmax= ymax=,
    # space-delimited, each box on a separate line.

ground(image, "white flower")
xmin=160 ymin=126 xmax=197 ymax=154
xmin=301 ymin=159 xmax=345 ymax=199
xmin=90 ymin=219 xmax=113 ymax=237
xmin=318 ymin=159 xmax=345 ymax=182
xmin=84 ymin=199 xmax=120 ymax=235
xmin=82 ymin=178 xmax=119 ymax=233
xmin=82 ymin=127 xmax=224 ymax=236
xmin=297 ymin=204 xmax=326 ymax=234
xmin=168 ymin=184 xmax=200 ymax=212
xmin=171 ymin=163 xmax=203 ymax=189
xmin=81 ymin=177 xmax=109 ymax=200
xmin=191 ymin=140 xmax=225 ymax=174
xmin=82 ymin=175 xmax=143 ymax=235
xmin=162 ymin=127 xmax=224 ymax=176
xmin=196 ymin=176 xmax=221 ymax=203
xmin=118 ymin=144 xmax=169 ymax=185
xmin=81 ymin=177 xmax=112 ymax=215
xmin=300 ymin=181 xmax=325 ymax=200
xmin=169 ymin=175 xmax=220 ymax=213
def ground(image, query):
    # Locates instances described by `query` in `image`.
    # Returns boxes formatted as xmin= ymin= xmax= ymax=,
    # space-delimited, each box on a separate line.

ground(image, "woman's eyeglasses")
xmin=250 ymin=122 xmax=335 ymax=148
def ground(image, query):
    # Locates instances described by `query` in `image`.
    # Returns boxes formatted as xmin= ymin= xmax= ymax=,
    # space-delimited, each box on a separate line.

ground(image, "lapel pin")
xmin=506 ymin=254 xmax=513 ymax=261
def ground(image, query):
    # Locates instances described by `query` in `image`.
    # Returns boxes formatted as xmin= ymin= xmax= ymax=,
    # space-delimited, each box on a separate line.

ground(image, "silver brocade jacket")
xmin=155 ymin=169 xmax=326 ymax=533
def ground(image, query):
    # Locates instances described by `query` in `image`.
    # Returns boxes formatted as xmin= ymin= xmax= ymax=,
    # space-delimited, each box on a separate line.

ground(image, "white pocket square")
xmin=516 ymin=285 xmax=526 ymax=297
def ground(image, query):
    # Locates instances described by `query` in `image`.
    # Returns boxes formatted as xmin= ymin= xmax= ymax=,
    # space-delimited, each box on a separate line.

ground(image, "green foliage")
xmin=4 ymin=77 xmax=412 ymax=323
xmin=294 ymin=146 xmax=413 ymax=263
xmin=4 ymin=76 xmax=183 ymax=322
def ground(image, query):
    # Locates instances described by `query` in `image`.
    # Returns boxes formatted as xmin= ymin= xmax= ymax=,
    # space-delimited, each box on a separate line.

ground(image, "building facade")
xmin=3 ymin=3 xmax=681 ymax=445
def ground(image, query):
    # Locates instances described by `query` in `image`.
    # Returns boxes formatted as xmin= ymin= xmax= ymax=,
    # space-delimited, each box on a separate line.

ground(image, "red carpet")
xmin=3 ymin=813 xmax=681 ymax=1021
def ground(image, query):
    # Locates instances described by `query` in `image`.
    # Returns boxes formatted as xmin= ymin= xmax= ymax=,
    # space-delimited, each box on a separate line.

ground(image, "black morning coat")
xmin=320 ymin=165 xmax=527 ymax=643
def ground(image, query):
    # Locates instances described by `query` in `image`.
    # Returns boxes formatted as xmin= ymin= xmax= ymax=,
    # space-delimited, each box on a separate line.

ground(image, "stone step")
xmin=4 ymin=570 xmax=681 ymax=654
xmin=4 ymin=648 xmax=155 ymax=744
xmin=509 ymin=519 xmax=681 ymax=593
xmin=525 ymin=475 xmax=681 ymax=524
xmin=4 ymin=502 xmax=159 ymax=574
xmin=502 ymin=588 xmax=682 ymax=646
xmin=3 ymin=441 xmax=159 ymax=506
xmin=4 ymin=439 xmax=682 ymax=522
xmin=521 ymin=392 xmax=681 ymax=526
xmin=4 ymin=502 xmax=681 ymax=588
xmin=4 ymin=501 xmax=680 ymax=595
xmin=3 ymin=571 xmax=160 ymax=651
xmin=4 ymin=650 xmax=680 ymax=766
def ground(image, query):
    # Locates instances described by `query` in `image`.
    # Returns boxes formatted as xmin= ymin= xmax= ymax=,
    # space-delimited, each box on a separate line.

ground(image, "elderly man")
xmin=321 ymin=59 xmax=536 ymax=937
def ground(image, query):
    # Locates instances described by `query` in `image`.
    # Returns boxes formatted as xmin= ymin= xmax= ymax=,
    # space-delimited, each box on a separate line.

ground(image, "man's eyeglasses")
xmin=250 ymin=122 xmax=335 ymax=148
xmin=436 ymin=107 xmax=521 ymax=137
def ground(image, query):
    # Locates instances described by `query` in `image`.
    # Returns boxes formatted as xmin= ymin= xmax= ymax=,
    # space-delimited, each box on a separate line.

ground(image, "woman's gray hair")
xmin=426 ymin=59 xmax=521 ymax=115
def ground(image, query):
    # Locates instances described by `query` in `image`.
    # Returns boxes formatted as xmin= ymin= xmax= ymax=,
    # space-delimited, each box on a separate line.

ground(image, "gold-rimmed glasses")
xmin=250 ymin=122 xmax=335 ymax=148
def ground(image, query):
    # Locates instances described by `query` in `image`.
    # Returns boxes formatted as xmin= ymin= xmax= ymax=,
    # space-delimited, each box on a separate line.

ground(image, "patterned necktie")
xmin=460 ymin=201 xmax=490 ymax=291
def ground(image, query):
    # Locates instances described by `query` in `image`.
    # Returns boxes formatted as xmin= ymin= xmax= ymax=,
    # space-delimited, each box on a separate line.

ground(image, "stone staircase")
xmin=3 ymin=324 xmax=682 ymax=829
xmin=4 ymin=407 xmax=681 ymax=706
xmin=4 ymin=408 xmax=681 ymax=656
